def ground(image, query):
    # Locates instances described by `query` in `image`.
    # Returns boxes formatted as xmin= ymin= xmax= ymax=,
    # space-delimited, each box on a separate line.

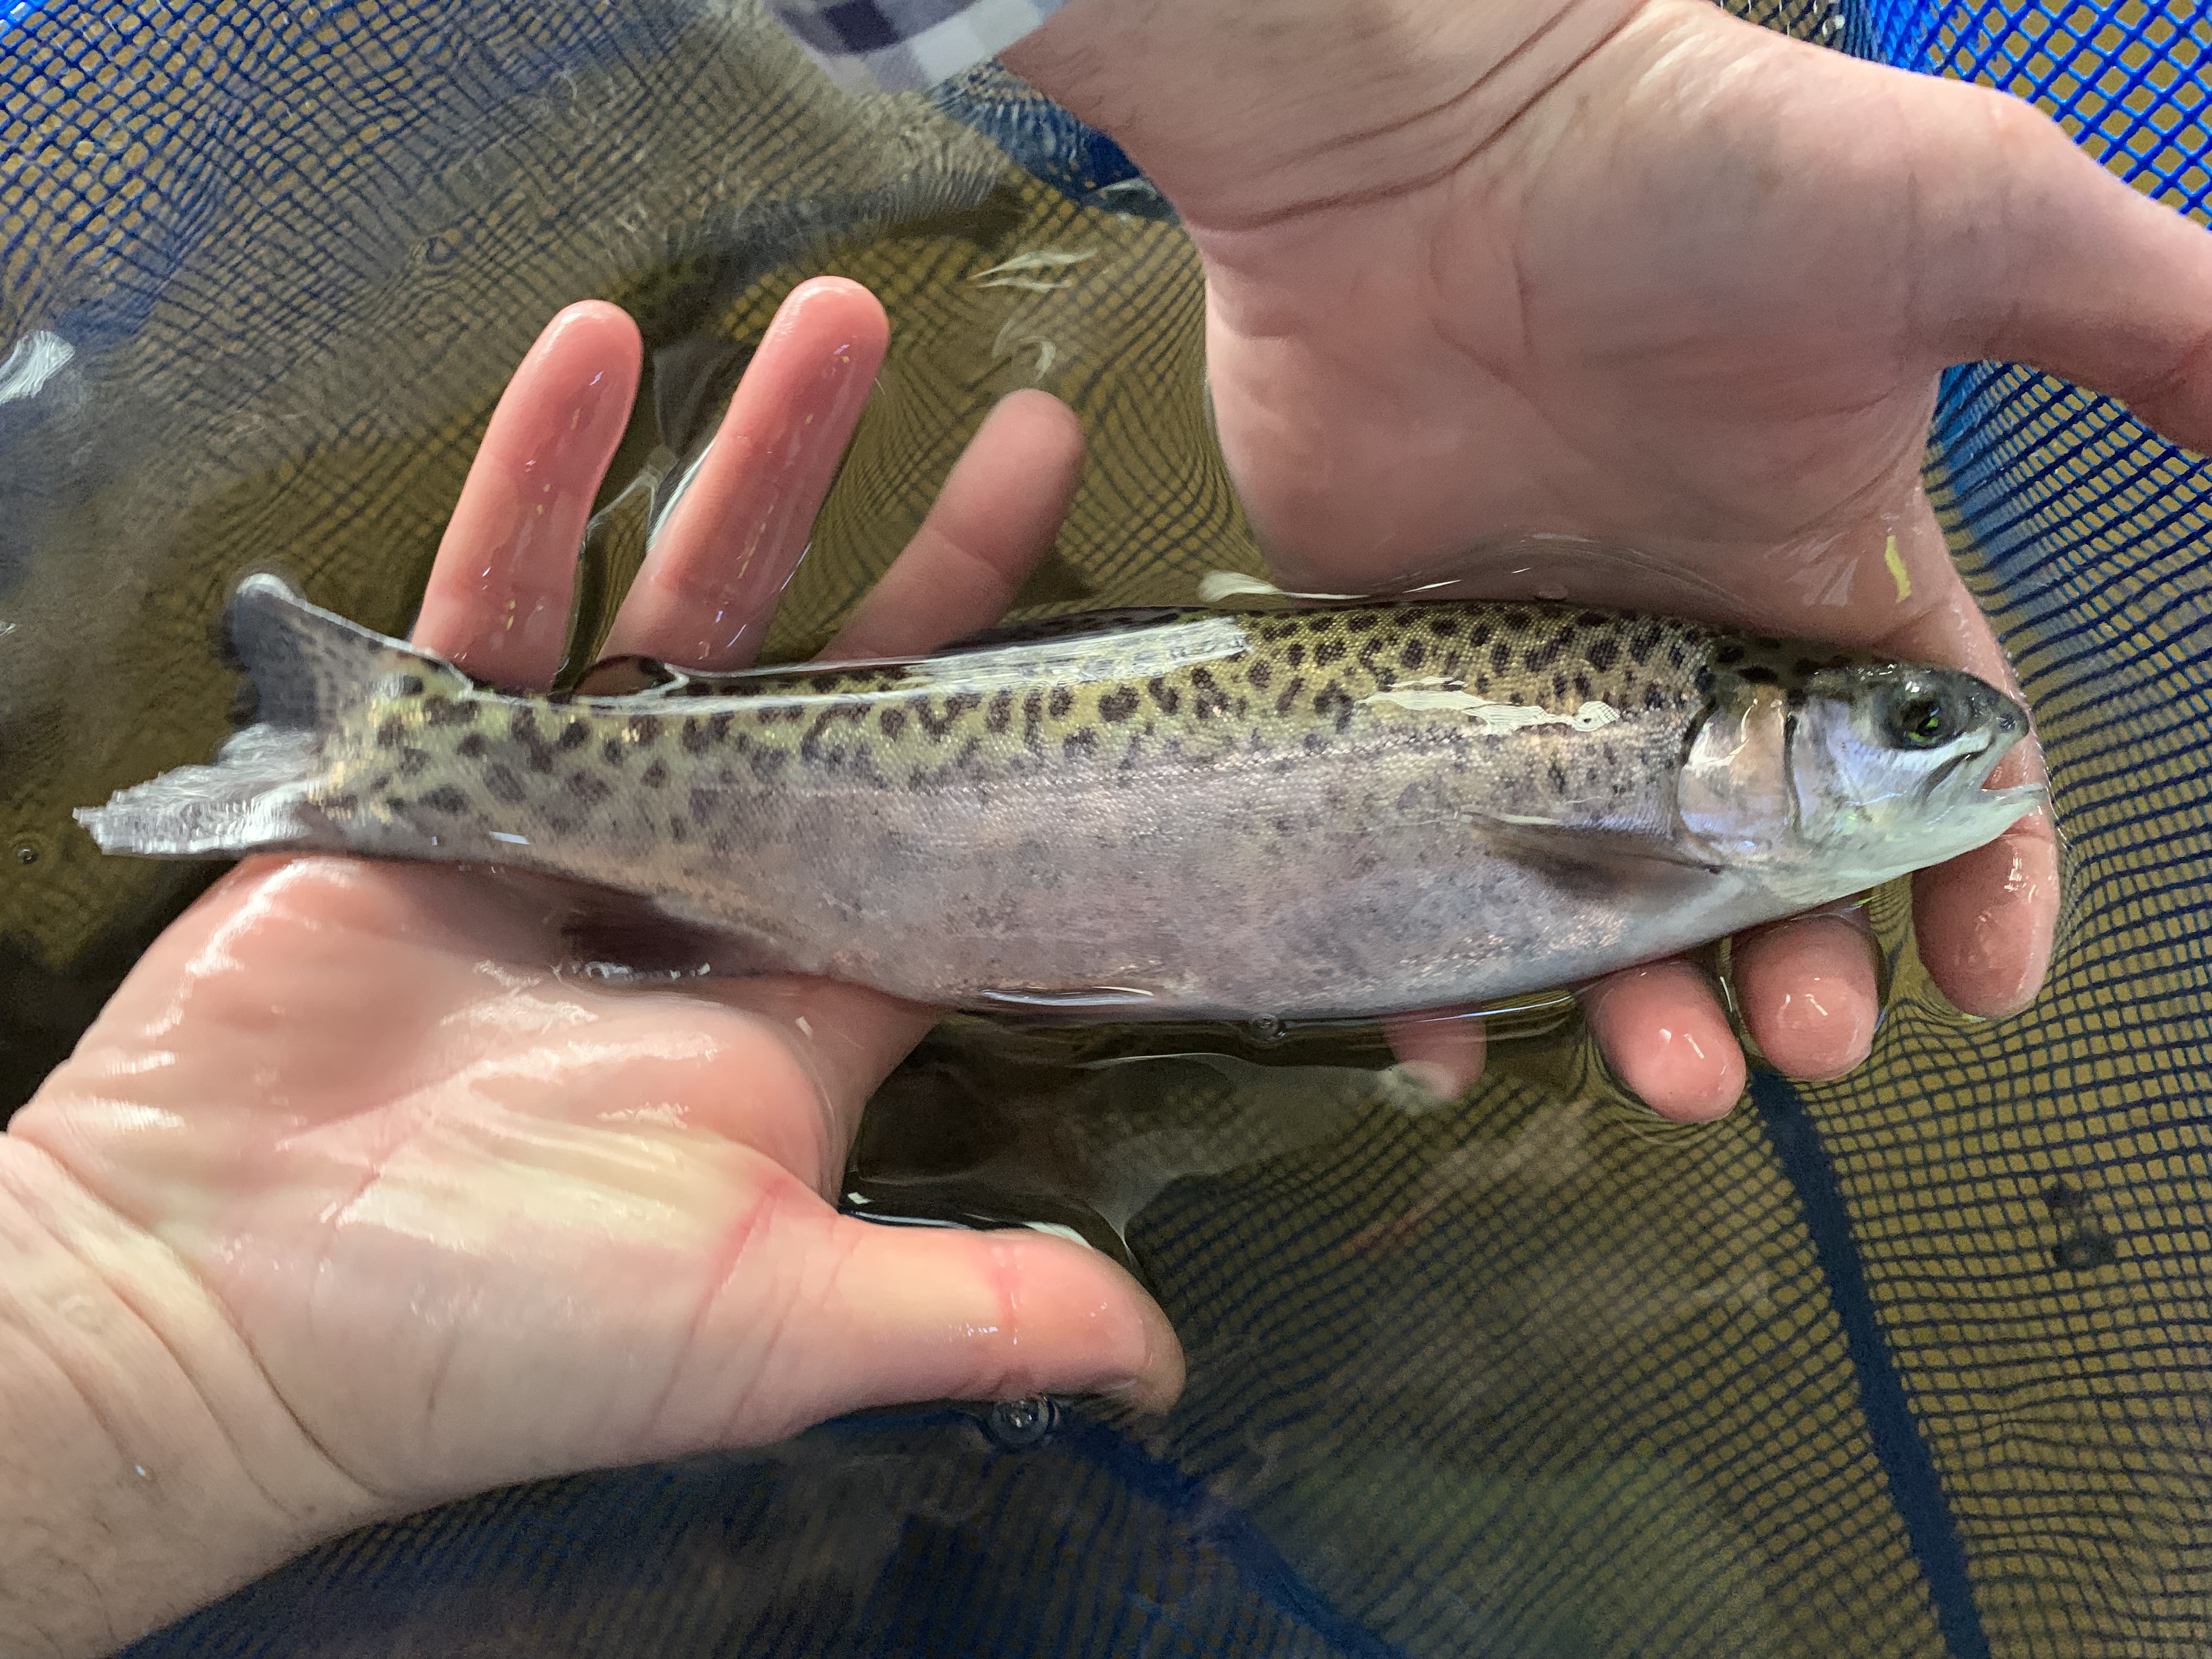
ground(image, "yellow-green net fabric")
xmin=0 ymin=2 xmax=2204 ymax=1655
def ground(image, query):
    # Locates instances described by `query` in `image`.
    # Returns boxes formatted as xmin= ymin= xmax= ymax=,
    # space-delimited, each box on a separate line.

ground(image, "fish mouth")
xmin=1922 ymin=741 xmax=1987 ymax=799
xmin=1926 ymin=721 xmax=2047 ymax=836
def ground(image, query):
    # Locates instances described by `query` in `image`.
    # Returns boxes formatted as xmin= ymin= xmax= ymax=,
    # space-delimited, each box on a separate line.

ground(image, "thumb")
xmin=1931 ymin=77 xmax=2212 ymax=449
xmin=708 ymin=1201 xmax=1186 ymax=1441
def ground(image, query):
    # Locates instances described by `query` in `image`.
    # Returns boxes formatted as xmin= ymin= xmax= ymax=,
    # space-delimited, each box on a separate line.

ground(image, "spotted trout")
xmin=77 ymin=575 xmax=2042 ymax=1019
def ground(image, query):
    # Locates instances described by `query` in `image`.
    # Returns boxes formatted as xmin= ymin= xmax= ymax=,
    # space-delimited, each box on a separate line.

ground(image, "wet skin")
xmin=1009 ymin=0 xmax=2212 ymax=1113
xmin=6 ymin=285 xmax=1178 ymax=1655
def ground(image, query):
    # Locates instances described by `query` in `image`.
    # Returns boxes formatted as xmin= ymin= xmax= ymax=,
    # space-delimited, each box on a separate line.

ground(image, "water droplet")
xmin=986 ymin=1395 xmax=1060 ymax=1448
xmin=1246 ymin=1015 xmax=1287 ymax=1046
xmin=12 ymin=843 xmax=35 ymax=866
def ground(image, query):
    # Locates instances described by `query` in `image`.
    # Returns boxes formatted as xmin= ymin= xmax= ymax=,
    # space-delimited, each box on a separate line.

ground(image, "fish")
xmin=74 ymin=574 xmax=2046 ymax=1022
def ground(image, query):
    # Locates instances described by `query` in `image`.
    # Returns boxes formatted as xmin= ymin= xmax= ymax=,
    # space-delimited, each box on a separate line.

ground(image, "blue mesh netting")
xmin=1 ymin=2 xmax=2209 ymax=1656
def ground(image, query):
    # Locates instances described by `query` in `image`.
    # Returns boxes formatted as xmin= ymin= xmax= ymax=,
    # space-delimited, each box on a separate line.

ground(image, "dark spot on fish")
xmin=1668 ymin=641 xmax=1687 ymax=670
xmin=1348 ymin=612 xmax=1380 ymax=632
xmin=919 ymin=693 xmax=980 ymax=738
xmin=1628 ymin=625 xmax=1663 ymax=666
xmin=681 ymin=718 xmax=710 ymax=755
xmin=985 ymin=690 xmax=1013 ymax=733
xmin=1190 ymin=667 xmax=1230 ymax=719
xmin=1694 ymin=667 xmax=1716 ymax=697
xmin=485 ymin=765 xmax=527 ymax=804
xmin=398 ymin=749 xmax=430 ymax=778
xmin=1490 ymin=641 xmax=1513 ymax=674
xmin=1586 ymin=638 xmax=1619 ymax=673
xmin=1503 ymin=610 xmax=1532 ymax=631
xmin=1022 ymin=690 xmax=1045 ymax=755
xmin=1099 ymin=686 xmax=1140 ymax=723
xmin=688 ymin=787 xmax=723 ymax=824
xmin=627 ymin=715 xmax=661 ymax=745
xmin=1644 ymin=685 xmax=1669 ymax=712
xmin=1401 ymin=640 xmax=1427 ymax=672
xmin=1467 ymin=622 xmax=1492 ymax=648
xmin=1048 ymin=687 xmax=1074 ymax=721
xmin=800 ymin=712 xmax=836 ymax=761
xmin=1284 ymin=642 xmax=1306 ymax=670
xmin=1552 ymin=673 xmax=1569 ymax=700
xmin=1573 ymin=673 xmax=1592 ymax=699
xmin=710 ymin=712 xmax=737 ymax=742
xmin=426 ymin=698 xmax=476 ymax=727
xmin=668 ymin=817 xmax=689 ymax=844
xmin=375 ymin=715 xmax=404 ymax=750
xmin=1063 ymin=729 xmax=1098 ymax=758
xmin=396 ymin=675 xmax=426 ymax=698
xmin=1245 ymin=659 xmax=1273 ymax=691
xmin=881 ymin=707 xmax=908 ymax=738
xmin=1312 ymin=684 xmax=1356 ymax=733
xmin=751 ymin=747 xmax=789 ymax=782
xmin=1275 ymin=676 xmax=1306 ymax=717
xmin=1147 ymin=678 xmax=1181 ymax=715
xmin=1547 ymin=759 xmax=1568 ymax=794
xmin=1741 ymin=664 xmax=1780 ymax=685
xmin=1314 ymin=638 xmax=1346 ymax=667
xmin=600 ymin=738 xmax=625 ymax=766
xmin=418 ymin=785 xmax=470 ymax=815
xmin=1523 ymin=637 xmax=1565 ymax=673
xmin=568 ymin=772 xmax=611 ymax=804
xmin=1578 ymin=611 xmax=1610 ymax=628
xmin=1428 ymin=615 xmax=1460 ymax=637
xmin=553 ymin=720 xmax=586 ymax=753
xmin=641 ymin=759 xmax=668 ymax=789
xmin=457 ymin=732 xmax=488 ymax=760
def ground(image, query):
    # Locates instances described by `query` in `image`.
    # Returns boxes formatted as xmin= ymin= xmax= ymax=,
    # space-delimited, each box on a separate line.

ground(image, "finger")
xmin=1732 ymin=910 xmax=1879 ymax=1081
xmin=1382 ymin=1009 xmax=1486 ymax=1103
xmin=822 ymin=390 xmax=1087 ymax=660
xmin=696 ymin=1198 xmax=1186 ymax=1441
xmin=602 ymin=277 xmax=889 ymax=670
xmin=1856 ymin=498 xmax=2060 ymax=1018
xmin=1582 ymin=961 xmax=1746 ymax=1122
xmin=1926 ymin=77 xmax=2212 ymax=453
xmin=413 ymin=302 xmax=642 ymax=689
xmin=694 ymin=399 xmax=1085 ymax=1126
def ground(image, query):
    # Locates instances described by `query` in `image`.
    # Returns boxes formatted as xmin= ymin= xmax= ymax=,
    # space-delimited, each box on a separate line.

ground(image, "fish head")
xmin=1680 ymin=659 xmax=2045 ymax=895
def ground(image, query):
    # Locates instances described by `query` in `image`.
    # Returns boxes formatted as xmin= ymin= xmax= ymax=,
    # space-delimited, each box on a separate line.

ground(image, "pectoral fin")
xmin=1470 ymin=811 xmax=1725 ymax=881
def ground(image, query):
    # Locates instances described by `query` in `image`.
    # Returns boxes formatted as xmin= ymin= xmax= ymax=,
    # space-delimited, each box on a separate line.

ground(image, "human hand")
xmin=1010 ymin=0 xmax=2212 ymax=1116
xmin=5 ymin=279 xmax=1179 ymax=1655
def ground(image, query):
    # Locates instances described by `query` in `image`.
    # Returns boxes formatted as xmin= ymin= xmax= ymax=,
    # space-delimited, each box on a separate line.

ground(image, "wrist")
xmin=0 ymin=1137 xmax=376 ymax=1657
xmin=1001 ymin=0 xmax=1653 ymax=233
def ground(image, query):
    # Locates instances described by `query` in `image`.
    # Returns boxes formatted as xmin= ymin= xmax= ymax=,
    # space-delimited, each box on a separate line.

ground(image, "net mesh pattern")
xmin=0 ymin=1 xmax=2203 ymax=1655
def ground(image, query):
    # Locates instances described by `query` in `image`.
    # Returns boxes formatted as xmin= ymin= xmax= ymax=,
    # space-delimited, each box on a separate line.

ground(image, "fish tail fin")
xmin=75 ymin=575 xmax=454 ymax=859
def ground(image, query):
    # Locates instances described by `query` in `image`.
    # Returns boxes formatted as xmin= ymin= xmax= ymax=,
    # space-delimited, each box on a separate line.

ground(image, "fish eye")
xmin=1887 ymin=689 xmax=1954 ymax=749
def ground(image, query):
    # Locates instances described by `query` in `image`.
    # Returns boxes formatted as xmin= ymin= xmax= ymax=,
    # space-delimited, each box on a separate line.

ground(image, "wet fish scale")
xmin=76 ymin=578 xmax=2041 ymax=1022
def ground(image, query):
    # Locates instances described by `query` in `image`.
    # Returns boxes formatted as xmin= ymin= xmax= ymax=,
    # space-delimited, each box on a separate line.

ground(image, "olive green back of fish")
xmin=320 ymin=602 xmax=1726 ymax=830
